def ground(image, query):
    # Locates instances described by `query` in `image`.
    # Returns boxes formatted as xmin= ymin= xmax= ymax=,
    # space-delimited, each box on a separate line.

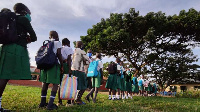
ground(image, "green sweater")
xmin=16 ymin=15 xmax=37 ymax=47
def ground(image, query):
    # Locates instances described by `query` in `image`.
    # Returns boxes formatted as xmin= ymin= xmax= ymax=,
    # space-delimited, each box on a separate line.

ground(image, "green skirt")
xmin=92 ymin=73 xmax=101 ymax=88
xmin=132 ymin=84 xmax=139 ymax=93
xmin=120 ymin=78 xmax=126 ymax=91
xmin=125 ymin=81 xmax=132 ymax=91
xmin=139 ymin=85 xmax=144 ymax=91
xmin=105 ymin=74 xmax=117 ymax=90
xmin=116 ymin=75 xmax=121 ymax=89
xmin=0 ymin=44 xmax=31 ymax=80
xmin=40 ymin=64 xmax=61 ymax=84
xmin=72 ymin=70 xmax=87 ymax=90
xmin=63 ymin=63 xmax=69 ymax=74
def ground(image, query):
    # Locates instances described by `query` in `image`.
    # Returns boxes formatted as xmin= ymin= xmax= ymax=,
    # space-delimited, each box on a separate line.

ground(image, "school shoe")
xmin=66 ymin=103 xmax=74 ymax=107
xmin=108 ymin=96 xmax=112 ymax=100
xmin=38 ymin=103 xmax=48 ymax=108
xmin=56 ymin=102 xmax=64 ymax=106
xmin=47 ymin=104 xmax=58 ymax=110
xmin=0 ymin=108 xmax=11 ymax=112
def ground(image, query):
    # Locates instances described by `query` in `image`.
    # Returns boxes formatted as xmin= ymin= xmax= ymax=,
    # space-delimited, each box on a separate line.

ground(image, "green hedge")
xmin=176 ymin=91 xmax=200 ymax=98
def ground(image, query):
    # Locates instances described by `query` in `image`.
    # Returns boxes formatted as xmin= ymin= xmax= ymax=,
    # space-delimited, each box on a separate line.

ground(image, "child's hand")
xmin=60 ymin=66 xmax=64 ymax=74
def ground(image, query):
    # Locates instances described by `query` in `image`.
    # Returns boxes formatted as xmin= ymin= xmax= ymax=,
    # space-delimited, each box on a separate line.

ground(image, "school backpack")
xmin=108 ymin=62 xmax=117 ymax=74
xmin=138 ymin=79 xmax=143 ymax=86
xmin=132 ymin=77 xmax=137 ymax=85
xmin=87 ymin=60 xmax=100 ymax=77
xmin=0 ymin=9 xmax=18 ymax=44
xmin=35 ymin=40 xmax=57 ymax=70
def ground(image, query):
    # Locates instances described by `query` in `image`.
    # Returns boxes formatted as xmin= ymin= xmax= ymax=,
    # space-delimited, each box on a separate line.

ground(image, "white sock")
xmin=0 ymin=97 xmax=2 ymax=109
xmin=112 ymin=95 xmax=116 ymax=99
xmin=108 ymin=95 xmax=111 ymax=99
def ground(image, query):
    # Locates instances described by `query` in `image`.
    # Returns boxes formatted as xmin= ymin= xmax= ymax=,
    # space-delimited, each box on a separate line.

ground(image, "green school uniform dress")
xmin=92 ymin=72 xmax=101 ymax=88
xmin=120 ymin=77 xmax=126 ymax=91
xmin=72 ymin=70 xmax=87 ymax=90
xmin=125 ymin=72 xmax=132 ymax=92
xmin=0 ymin=15 xmax=37 ymax=80
xmin=39 ymin=41 xmax=62 ymax=84
xmin=40 ymin=64 xmax=61 ymax=84
xmin=116 ymin=74 xmax=121 ymax=89
xmin=105 ymin=74 xmax=117 ymax=90
xmin=92 ymin=59 xmax=103 ymax=88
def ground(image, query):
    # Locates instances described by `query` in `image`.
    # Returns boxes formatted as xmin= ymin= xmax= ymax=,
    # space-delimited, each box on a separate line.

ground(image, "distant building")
xmin=165 ymin=78 xmax=200 ymax=92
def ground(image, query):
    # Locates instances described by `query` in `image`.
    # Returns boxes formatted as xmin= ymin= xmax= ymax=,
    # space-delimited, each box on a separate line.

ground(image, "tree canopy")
xmin=81 ymin=8 xmax=200 ymax=87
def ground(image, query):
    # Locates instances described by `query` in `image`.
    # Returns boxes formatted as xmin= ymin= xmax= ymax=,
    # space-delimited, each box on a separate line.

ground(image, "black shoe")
xmin=0 ymin=108 xmax=11 ymax=112
xmin=47 ymin=104 xmax=58 ymax=110
xmin=38 ymin=103 xmax=48 ymax=108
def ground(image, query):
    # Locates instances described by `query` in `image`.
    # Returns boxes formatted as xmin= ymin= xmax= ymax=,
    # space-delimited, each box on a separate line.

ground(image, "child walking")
xmin=85 ymin=53 xmax=103 ymax=103
xmin=57 ymin=38 xmax=74 ymax=106
xmin=0 ymin=3 xmax=37 ymax=111
xmin=39 ymin=31 xmax=63 ymax=110
xmin=71 ymin=41 xmax=89 ymax=105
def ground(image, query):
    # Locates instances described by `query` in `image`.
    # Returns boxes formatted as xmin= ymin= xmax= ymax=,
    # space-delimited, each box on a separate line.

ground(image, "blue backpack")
xmin=132 ymin=77 xmax=137 ymax=85
xmin=87 ymin=60 xmax=100 ymax=77
xmin=138 ymin=79 xmax=143 ymax=86
xmin=35 ymin=40 xmax=57 ymax=70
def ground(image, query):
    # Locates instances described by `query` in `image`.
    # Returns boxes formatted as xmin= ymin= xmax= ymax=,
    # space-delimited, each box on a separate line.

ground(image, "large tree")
xmin=81 ymin=8 xmax=200 ymax=78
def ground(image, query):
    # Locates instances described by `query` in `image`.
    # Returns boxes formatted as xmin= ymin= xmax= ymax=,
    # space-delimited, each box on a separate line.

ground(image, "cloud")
xmin=1 ymin=0 xmax=200 ymax=66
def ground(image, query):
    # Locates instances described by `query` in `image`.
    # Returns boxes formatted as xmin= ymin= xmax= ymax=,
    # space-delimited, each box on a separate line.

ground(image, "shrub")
xmin=175 ymin=91 xmax=200 ymax=98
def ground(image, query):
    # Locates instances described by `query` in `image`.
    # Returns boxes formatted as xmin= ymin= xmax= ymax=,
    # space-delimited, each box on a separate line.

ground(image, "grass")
xmin=2 ymin=85 xmax=200 ymax=112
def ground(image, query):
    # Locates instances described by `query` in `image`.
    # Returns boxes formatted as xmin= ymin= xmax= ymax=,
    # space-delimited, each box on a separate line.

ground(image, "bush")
xmin=175 ymin=91 xmax=200 ymax=98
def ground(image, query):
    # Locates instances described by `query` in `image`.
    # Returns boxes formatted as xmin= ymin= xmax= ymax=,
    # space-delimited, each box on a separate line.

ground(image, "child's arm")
xmin=67 ymin=54 xmax=72 ymax=76
xmin=57 ymin=48 xmax=63 ymax=74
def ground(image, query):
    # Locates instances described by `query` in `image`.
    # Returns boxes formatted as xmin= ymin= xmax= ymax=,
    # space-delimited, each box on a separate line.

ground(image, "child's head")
xmin=76 ymin=41 xmax=83 ymax=48
xmin=116 ymin=57 xmax=121 ymax=63
xmin=62 ymin=38 xmax=70 ymax=47
xmin=96 ymin=53 xmax=101 ymax=59
xmin=49 ymin=31 xmax=59 ymax=41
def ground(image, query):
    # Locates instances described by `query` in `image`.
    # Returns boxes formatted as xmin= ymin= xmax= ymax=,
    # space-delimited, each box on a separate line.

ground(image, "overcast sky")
xmin=1 ymin=0 xmax=200 ymax=66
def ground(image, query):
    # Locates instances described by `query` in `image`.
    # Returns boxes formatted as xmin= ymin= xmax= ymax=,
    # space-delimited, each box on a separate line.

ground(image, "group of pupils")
xmin=105 ymin=58 xmax=158 ymax=100
xmin=0 ymin=3 xmax=104 ymax=111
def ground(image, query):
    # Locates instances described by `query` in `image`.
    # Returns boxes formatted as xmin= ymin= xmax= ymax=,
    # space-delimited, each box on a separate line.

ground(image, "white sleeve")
xmin=53 ymin=41 xmax=62 ymax=54
xmin=117 ymin=64 xmax=120 ymax=70
xmin=98 ymin=61 xmax=103 ymax=69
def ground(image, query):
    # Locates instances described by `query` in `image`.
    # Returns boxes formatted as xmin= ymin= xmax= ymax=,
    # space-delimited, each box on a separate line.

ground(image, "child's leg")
xmin=112 ymin=90 xmax=116 ymax=100
xmin=93 ymin=87 xmax=99 ymax=103
xmin=39 ymin=83 xmax=49 ymax=107
xmin=57 ymin=86 xmax=62 ymax=105
xmin=117 ymin=89 xmax=120 ymax=99
xmin=85 ymin=88 xmax=95 ymax=102
xmin=0 ymin=79 xmax=9 ymax=109
xmin=108 ymin=89 xmax=112 ymax=100
xmin=47 ymin=84 xmax=59 ymax=109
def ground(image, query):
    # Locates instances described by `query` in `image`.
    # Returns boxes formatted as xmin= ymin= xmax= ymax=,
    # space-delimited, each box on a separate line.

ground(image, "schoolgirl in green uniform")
xmin=0 ymin=3 xmax=37 ymax=111
xmin=39 ymin=31 xmax=63 ymax=110
xmin=57 ymin=38 xmax=74 ymax=106
xmin=120 ymin=61 xmax=126 ymax=99
xmin=105 ymin=59 xmax=120 ymax=100
xmin=125 ymin=68 xmax=132 ymax=99
xmin=115 ymin=58 xmax=121 ymax=100
xmin=85 ymin=53 xmax=103 ymax=103
xmin=132 ymin=76 xmax=139 ymax=96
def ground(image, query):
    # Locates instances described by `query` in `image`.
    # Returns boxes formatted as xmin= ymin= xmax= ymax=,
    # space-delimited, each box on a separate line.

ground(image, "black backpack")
xmin=35 ymin=40 xmax=58 ymax=70
xmin=0 ymin=9 xmax=18 ymax=44
xmin=108 ymin=62 xmax=117 ymax=74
